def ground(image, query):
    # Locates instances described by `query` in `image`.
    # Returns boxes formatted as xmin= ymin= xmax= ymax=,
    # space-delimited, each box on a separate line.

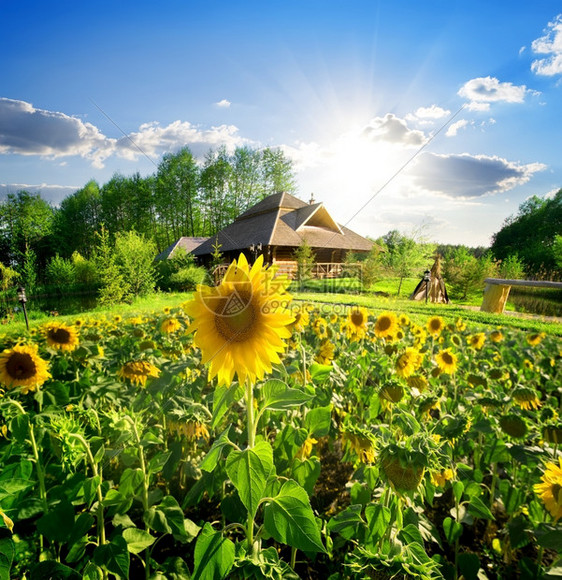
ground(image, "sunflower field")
xmin=0 ymin=255 xmax=561 ymax=580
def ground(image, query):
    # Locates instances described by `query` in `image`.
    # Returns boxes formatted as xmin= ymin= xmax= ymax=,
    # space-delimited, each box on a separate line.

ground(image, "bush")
xmin=72 ymin=252 xmax=98 ymax=286
xmin=114 ymin=231 xmax=158 ymax=298
xmin=168 ymin=265 xmax=207 ymax=291
xmin=46 ymin=255 xmax=76 ymax=290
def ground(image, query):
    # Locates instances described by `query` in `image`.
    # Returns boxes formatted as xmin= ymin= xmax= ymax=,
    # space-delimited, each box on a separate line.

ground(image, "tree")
xmin=200 ymin=147 xmax=234 ymax=235
xmin=0 ymin=190 xmax=54 ymax=271
xmin=380 ymin=230 xmax=434 ymax=296
xmin=155 ymin=148 xmax=200 ymax=247
xmin=100 ymin=173 xmax=154 ymax=238
xmin=93 ymin=226 xmax=130 ymax=306
xmin=260 ymin=147 xmax=297 ymax=196
xmin=0 ymin=262 xmax=19 ymax=320
xmin=294 ymin=241 xmax=315 ymax=287
xmin=553 ymin=235 xmax=562 ymax=271
xmin=114 ymin=231 xmax=158 ymax=298
xmin=491 ymin=189 xmax=562 ymax=277
xmin=51 ymin=180 xmax=102 ymax=258
xmin=442 ymin=247 xmax=498 ymax=300
xmin=46 ymin=255 xmax=77 ymax=291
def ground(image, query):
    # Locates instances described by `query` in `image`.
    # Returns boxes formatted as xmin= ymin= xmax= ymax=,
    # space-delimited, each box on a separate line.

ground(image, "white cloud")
xmin=0 ymin=98 xmax=114 ymax=168
xmin=0 ymin=98 xmax=250 ymax=168
xmin=406 ymin=105 xmax=451 ymax=122
xmin=458 ymin=77 xmax=530 ymax=109
xmin=362 ymin=114 xmax=427 ymax=147
xmin=215 ymin=99 xmax=231 ymax=108
xmin=409 ymin=152 xmax=546 ymax=198
xmin=445 ymin=119 xmax=469 ymax=137
xmin=531 ymin=14 xmax=562 ymax=76
xmin=117 ymin=121 xmax=248 ymax=159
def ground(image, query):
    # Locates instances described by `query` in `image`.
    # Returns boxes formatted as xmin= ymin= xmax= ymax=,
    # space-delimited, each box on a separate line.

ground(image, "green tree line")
xmin=0 ymin=145 xmax=296 ymax=271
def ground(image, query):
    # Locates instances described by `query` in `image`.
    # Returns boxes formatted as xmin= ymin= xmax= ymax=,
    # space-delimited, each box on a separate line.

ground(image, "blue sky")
xmin=2 ymin=1 xmax=562 ymax=247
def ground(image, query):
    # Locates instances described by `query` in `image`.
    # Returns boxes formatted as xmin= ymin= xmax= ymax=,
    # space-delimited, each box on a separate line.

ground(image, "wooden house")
xmin=192 ymin=192 xmax=373 ymax=277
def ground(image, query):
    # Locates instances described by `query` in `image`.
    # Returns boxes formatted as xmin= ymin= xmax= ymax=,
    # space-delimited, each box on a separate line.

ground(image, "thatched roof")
xmin=193 ymin=192 xmax=373 ymax=256
xmin=156 ymin=236 xmax=209 ymax=260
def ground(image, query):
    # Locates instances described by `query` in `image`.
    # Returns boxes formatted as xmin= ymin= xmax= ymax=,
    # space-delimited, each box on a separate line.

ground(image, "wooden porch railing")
xmin=212 ymin=261 xmax=362 ymax=284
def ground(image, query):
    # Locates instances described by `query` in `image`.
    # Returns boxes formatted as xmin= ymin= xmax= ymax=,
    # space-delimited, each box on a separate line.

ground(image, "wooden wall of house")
xmin=270 ymin=246 xmax=348 ymax=263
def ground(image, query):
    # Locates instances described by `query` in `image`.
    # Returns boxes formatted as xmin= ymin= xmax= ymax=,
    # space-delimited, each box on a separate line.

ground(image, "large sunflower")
xmin=43 ymin=322 xmax=80 ymax=352
xmin=0 ymin=344 xmax=51 ymax=394
xmin=183 ymin=254 xmax=293 ymax=385
xmin=427 ymin=316 xmax=445 ymax=336
xmin=346 ymin=307 xmax=370 ymax=341
xmin=395 ymin=347 xmax=423 ymax=378
xmin=374 ymin=311 xmax=398 ymax=339
xmin=435 ymin=348 xmax=458 ymax=374
xmin=534 ymin=458 xmax=562 ymax=521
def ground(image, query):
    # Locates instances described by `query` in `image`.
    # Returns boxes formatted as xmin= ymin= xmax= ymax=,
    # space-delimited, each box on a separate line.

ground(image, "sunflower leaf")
xmin=263 ymin=479 xmax=326 ymax=553
xmin=200 ymin=427 xmax=232 ymax=473
xmin=192 ymin=522 xmax=235 ymax=580
xmin=212 ymin=383 xmax=243 ymax=430
xmin=261 ymin=380 xmax=313 ymax=412
xmin=226 ymin=440 xmax=274 ymax=518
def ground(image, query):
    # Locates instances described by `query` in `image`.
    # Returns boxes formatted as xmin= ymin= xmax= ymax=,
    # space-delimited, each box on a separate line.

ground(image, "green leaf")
xmin=192 ymin=522 xmax=235 ymax=580
xmin=499 ymin=479 xmax=523 ymax=516
xmin=200 ymin=427 xmax=232 ymax=473
xmin=122 ymin=528 xmax=156 ymax=554
xmin=264 ymin=479 xmax=326 ymax=553
xmin=68 ymin=512 xmax=95 ymax=548
xmin=467 ymin=496 xmax=494 ymax=520
xmin=309 ymin=362 xmax=332 ymax=382
xmin=481 ymin=438 xmax=509 ymax=464
xmin=304 ymin=405 xmax=332 ymax=438
xmin=327 ymin=504 xmax=364 ymax=540
xmin=30 ymin=561 xmax=81 ymax=580
xmin=508 ymin=515 xmax=531 ymax=549
xmin=398 ymin=523 xmax=425 ymax=547
xmin=9 ymin=414 xmax=29 ymax=443
xmin=82 ymin=475 xmax=101 ymax=507
xmin=144 ymin=506 xmax=171 ymax=534
xmin=365 ymin=504 xmax=391 ymax=544
xmin=212 ymin=383 xmax=243 ymax=430
xmin=82 ymin=562 xmax=104 ymax=580
xmin=0 ymin=538 xmax=15 ymax=580
xmin=226 ymin=440 xmax=274 ymax=518
xmin=536 ymin=525 xmax=562 ymax=551
xmin=119 ymin=468 xmax=145 ymax=498
xmin=93 ymin=534 xmax=130 ymax=578
xmin=443 ymin=517 xmax=463 ymax=544
xmin=292 ymin=458 xmax=321 ymax=495
xmin=452 ymin=481 xmax=464 ymax=504
xmin=458 ymin=553 xmax=481 ymax=580
xmin=148 ymin=451 xmax=172 ymax=475
xmin=261 ymin=380 xmax=313 ymax=411
xmin=36 ymin=499 xmax=75 ymax=543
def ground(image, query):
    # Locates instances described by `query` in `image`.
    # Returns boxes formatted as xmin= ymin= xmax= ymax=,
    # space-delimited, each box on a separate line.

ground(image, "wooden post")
xmin=481 ymin=283 xmax=511 ymax=313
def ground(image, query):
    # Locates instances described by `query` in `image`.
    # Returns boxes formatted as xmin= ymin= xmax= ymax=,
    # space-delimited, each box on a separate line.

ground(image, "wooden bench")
xmin=480 ymin=278 xmax=562 ymax=313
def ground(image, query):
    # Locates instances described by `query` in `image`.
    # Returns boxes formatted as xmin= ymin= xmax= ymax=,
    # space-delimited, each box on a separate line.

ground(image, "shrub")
xmin=168 ymin=265 xmax=207 ymax=291
xmin=46 ymin=255 xmax=76 ymax=290
xmin=114 ymin=231 xmax=158 ymax=298
xmin=72 ymin=252 xmax=98 ymax=286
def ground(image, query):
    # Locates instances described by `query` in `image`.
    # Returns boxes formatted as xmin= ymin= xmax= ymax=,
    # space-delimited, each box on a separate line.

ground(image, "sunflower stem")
xmin=245 ymin=379 xmax=257 ymax=557
xmin=128 ymin=418 xmax=152 ymax=580
xmin=68 ymin=433 xmax=106 ymax=548
xmin=7 ymin=400 xmax=48 ymax=553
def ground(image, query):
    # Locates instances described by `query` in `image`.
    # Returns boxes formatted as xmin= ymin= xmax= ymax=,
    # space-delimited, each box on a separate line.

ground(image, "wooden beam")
xmin=484 ymin=278 xmax=562 ymax=289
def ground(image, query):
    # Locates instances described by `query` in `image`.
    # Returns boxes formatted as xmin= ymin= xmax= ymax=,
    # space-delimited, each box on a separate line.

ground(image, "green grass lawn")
xmin=2 ymin=284 xmax=559 ymax=340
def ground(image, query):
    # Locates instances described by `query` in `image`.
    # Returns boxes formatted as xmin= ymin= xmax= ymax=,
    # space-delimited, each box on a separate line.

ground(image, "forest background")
xmin=1 ymin=145 xmax=561 ymax=318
